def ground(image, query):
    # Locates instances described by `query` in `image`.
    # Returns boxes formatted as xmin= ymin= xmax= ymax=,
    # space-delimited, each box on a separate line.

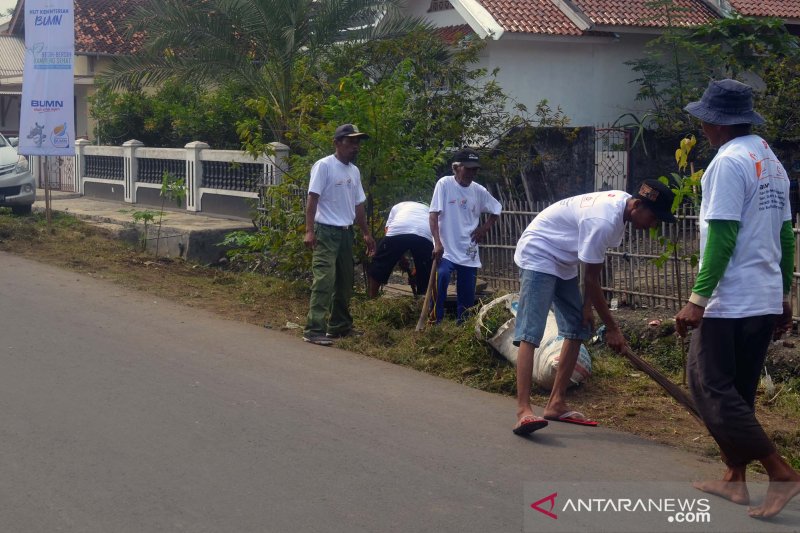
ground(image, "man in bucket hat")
xmin=302 ymin=124 xmax=376 ymax=346
xmin=675 ymin=79 xmax=800 ymax=518
xmin=511 ymin=180 xmax=676 ymax=435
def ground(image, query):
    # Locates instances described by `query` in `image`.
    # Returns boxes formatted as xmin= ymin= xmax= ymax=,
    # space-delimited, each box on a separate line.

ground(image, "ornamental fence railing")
xmin=31 ymin=139 xmax=289 ymax=214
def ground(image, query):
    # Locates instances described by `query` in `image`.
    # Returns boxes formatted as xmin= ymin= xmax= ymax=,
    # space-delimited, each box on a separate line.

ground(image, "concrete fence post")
xmin=266 ymin=142 xmax=290 ymax=185
xmin=74 ymin=138 xmax=90 ymax=195
xmin=122 ymin=139 xmax=144 ymax=203
xmin=185 ymin=141 xmax=209 ymax=212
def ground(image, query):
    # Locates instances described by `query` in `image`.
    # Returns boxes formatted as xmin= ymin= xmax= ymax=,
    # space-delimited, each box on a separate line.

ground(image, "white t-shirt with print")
xmin=429 ymin=176 xmax=502 ymax=268
xmin=385 ymin=201 xmax=433 ymax=242
xmin=308 ymin=154 xmax=367 ymax=227
xmin=514 ymin=191 xmax=630 ymax=279
xmin=700 ymin=135 xmax=791 ymax=318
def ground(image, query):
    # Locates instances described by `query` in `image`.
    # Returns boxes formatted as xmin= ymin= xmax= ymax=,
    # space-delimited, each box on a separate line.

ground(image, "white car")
xmin=0 ymin=133 xmax=35 ymax=215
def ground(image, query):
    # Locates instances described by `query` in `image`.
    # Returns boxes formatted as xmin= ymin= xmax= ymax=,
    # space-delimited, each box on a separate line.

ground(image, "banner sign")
xmin=18 ymin=0 xmax=75 ymax=156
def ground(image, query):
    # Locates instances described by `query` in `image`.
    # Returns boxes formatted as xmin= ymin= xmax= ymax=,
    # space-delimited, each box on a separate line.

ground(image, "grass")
xmin=2 ymin=209 xmax=800 ymax=470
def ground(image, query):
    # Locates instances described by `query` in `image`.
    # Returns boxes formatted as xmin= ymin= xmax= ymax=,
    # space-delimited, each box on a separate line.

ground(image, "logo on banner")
xmin=30 ymin=99 xmax=64 ymax=112
xmin=30 ymin=43 xmax=72 ymax=70
xmin=27 ymin=123 xmax=46 ymax=147
xmin=51 ymin=123 xmax=69 ymax=148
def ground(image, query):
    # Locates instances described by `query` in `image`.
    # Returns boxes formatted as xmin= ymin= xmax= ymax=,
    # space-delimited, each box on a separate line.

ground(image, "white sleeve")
xmin=429 ymin=180 xmax=445 ymax=213
xmin=481 ymin=188 xmax=502 ymax=215
xmin=385 ymin=204 xmax=399 ymax=230
xmin=577 ymin=218 xmax=616 ymax=264
xmin=704 ymin=157 xmax=746 ymax=221
xmin=308 ymin=159 xmax=326 ymax=195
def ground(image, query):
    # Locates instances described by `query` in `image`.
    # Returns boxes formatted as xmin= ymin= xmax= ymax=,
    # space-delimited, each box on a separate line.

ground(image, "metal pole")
xmin=42 ymin=156 xmax=52 ymax=227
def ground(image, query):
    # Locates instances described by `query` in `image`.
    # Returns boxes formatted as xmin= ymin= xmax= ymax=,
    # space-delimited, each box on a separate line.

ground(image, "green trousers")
xmin=304 ymin=223 xmax=355 ymax=337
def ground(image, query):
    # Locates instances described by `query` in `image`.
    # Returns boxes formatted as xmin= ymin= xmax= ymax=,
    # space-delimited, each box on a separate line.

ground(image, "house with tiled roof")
xmin=405 ymin=0 xmax=753 ymax=127
xmin=1 ymin=0 xmax=143 ymax=138
xmin=715 ymin=0 xmax=800 ymax=29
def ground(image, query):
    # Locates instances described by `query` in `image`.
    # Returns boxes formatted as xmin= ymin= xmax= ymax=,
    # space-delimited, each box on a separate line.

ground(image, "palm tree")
xmin=104 ymin=0 xmax=422 ymax=145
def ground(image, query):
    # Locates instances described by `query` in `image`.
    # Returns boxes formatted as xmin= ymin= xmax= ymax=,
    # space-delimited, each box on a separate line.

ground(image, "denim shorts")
xmin=513 ymin=269 xmax=592 ymax=347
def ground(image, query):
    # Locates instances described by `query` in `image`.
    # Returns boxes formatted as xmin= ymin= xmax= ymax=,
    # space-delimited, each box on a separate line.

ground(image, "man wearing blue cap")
xmin=676 ymin=79 xmax=799 ymax=519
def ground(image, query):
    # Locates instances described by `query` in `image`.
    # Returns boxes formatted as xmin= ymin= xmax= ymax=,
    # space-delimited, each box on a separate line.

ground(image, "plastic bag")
xmin=476 ymin=294 xmax=592 ymax=390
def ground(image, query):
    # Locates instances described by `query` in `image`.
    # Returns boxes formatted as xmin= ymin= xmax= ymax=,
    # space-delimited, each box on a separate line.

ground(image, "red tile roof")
xmin=8 ymin=0 xmax=144 ymax=55
xmin=729 ymin=0 xmax=800 ymax=19
xmin=73 ymin=0 xmax=145 ymax=55
xmin=434 ymin=24 xmax=474 ymax=44
xmin=480 ymin=0 xmax=584 ymax=36
xmin=570 ymin=0 xmax=718 ymax=28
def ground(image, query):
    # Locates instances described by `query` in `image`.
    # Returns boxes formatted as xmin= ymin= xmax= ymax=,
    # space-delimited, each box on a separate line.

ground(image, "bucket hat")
xmin=684 ymin=79 xmax=764 ymax=126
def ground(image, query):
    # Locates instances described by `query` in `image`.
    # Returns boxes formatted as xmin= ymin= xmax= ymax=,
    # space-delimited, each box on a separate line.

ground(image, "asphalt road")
xmin=1 ymin=252 xmax=798 ymax=532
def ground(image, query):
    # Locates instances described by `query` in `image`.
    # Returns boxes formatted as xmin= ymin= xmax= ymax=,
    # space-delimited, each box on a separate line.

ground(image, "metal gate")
xmin=594 ymin=127 xmax=630 ymax=192
xmin=37 ymin=155 xmax=77 ymax=192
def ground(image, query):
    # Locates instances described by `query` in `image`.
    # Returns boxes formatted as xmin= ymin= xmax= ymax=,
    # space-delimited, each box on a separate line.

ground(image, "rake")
xmin=620 ymin=345 xmax=702 ymax=422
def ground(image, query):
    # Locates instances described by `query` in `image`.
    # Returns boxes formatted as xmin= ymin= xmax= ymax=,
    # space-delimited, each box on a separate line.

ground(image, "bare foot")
xmin=692 ymin=480 xmax=750 ymax=505
xmin=749 ymin=477 xmax=800 ymax=519
xmin=542 ymin=401 xmax=570 ymax=420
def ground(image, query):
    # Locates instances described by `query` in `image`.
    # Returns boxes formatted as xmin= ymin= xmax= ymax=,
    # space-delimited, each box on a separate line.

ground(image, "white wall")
xmin=405 ymin=1 xmax=465 ymax=25
xmin=481 ymin=34 xmax=655 ymax=127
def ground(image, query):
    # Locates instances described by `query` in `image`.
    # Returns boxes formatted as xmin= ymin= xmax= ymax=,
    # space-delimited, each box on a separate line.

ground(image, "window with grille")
xmin=428 ymin=0 xmax=453 ymax=12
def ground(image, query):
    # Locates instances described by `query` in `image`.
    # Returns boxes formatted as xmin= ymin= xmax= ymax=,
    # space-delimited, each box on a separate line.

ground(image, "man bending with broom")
xmin=676 ymin=79 xmax=800 ymax=519
xmin=512 ymin=180 xmax=676 ymax=435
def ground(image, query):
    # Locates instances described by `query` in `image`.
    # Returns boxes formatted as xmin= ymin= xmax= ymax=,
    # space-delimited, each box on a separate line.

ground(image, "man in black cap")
xmin=429 ymin=148 xmax=502 ymax=324
xmin=510 ymin=180 xmax=676 ymax=435
xmin=303 ymin=124 xmax=376 ymax=346
xmin=675 ymin=79 xmax=799 ymax=518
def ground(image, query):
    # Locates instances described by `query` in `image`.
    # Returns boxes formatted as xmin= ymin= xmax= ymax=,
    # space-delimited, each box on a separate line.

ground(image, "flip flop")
xmin=544 ymin=411 xmax=598 ymax=427
xmin=512 ymin=415 xmax=549 ymax=435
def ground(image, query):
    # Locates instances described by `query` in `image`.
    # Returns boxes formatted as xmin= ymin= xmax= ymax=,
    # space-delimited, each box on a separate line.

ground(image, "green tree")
xmin=229 ymin=29 xmax=546 ymax=275
xmin=626 ymin=9 xmax=800 ymax=145
xmin=103 ymin=0 xmax=422 ymax=146
xmin=89 ymin=80 xmax=251 ymax=148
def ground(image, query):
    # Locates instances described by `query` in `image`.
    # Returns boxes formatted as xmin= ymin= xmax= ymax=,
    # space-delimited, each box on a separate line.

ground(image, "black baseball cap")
xmin=334 ymin=123 xmax=369 ymax=141
xmin=634 ymin=179 xmax=676 ymax=223
xmin=453 ymin=148 xmax=481 ymax=168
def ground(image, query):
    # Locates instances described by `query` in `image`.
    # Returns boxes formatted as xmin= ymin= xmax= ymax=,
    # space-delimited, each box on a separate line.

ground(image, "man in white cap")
xmin=676 ymin=79 xmax=799 ymax=519
xmin=303 ymin=124 xmax=376 ymax=346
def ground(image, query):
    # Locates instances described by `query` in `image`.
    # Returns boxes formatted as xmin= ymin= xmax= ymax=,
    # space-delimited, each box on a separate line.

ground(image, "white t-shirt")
xmin=429 ymin=176 xmax=502 ymax=268
xmin=514 ymin=191 xmax=630 ymax=279
xmin=699 ymin=135 xmax=791 ymax=318
xmin=308 ymin=154 xmax=367 ymax=227
xmin=385 ymin=201 xmax=433 ymax=242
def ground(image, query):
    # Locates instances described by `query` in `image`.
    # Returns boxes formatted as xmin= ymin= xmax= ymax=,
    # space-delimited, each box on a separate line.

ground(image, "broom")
xmin=415 ymin=258 xmax=439 ymax=331
xmin=620 ymin=345 xmax=702 ymax=422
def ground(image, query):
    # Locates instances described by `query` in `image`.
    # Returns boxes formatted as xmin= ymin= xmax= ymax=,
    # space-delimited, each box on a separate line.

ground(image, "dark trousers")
xmin=368 ymin=234 xmax=433 ymax=296
xmin=687 ymin=315 xmax=778 ymax=467
xmin=434 ymin=258 xmax=477 ymax=324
